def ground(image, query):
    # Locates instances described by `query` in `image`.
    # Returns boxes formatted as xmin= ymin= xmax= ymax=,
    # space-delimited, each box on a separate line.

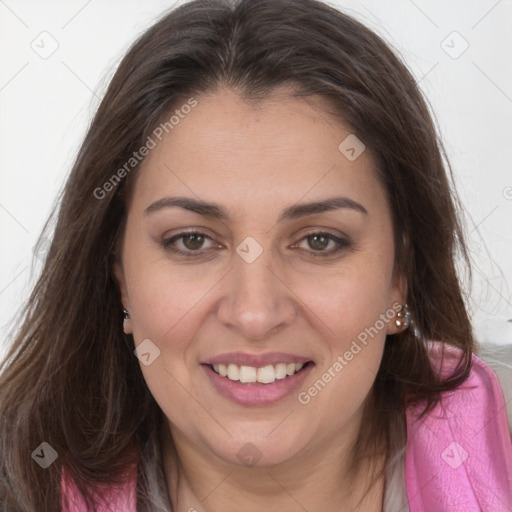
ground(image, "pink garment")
xmin=405 ymin=342 xmax=512 ymax=511
xmin=60 ymin=463 xmax=137 ymax=511
xmin=60 ymin=342 xmax=512 ymax=511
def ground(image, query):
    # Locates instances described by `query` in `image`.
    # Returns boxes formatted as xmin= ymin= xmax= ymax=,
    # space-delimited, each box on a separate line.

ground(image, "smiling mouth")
xmin=207 ymin=361 xmax=312 ymax=385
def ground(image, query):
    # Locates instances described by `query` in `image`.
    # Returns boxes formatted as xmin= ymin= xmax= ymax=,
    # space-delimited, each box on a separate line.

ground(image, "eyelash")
xmin=161 ymin=230 xmax=352 ymax=258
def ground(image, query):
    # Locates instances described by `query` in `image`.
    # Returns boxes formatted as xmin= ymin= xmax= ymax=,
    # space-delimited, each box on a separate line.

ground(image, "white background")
xmin=1 ymin=0 xmax=511 ymax=359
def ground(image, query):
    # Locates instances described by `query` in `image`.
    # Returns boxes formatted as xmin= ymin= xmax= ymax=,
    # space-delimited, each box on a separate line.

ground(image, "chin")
xmin=209 ymin=432 xmax=304 ymax=468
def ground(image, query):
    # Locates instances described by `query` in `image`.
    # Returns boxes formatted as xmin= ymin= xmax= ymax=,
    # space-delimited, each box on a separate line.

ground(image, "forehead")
xmin=128 ymin=87 xmax=387 ymax=219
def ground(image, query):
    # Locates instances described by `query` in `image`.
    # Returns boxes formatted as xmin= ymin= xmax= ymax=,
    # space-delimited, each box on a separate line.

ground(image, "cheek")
xmin=124 ymin=258 xmax=215 ymax=429
xmin=121 ymin=220 xmax=216 ymax=342
xmin=297 ymin=252 xmax=394 ymax=341
xmin=288 ymin=246 xmax=394 ymax=403
xmin=126 ymin=266 xmax=214 ymax=346
xmin=295 ymin=266 xmax=391 ymax=427
xmin=305 ymin=280 xmax=389 ymax=393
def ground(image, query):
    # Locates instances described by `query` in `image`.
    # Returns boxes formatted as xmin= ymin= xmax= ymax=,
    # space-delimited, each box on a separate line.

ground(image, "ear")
xmin=113 ymin=260 xmax=130 ymax=311
xmin=113 ymin=261 xmax=133 ymax=334
xmin=386 ymin=267 xmax=408 ymax=335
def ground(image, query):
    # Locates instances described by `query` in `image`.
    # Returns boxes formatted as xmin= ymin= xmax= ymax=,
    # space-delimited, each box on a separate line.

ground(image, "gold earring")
xmin=123 ymin=309 xmax=133 ymax=334
xmin=395 ymin=303 xmax=411 ymax=330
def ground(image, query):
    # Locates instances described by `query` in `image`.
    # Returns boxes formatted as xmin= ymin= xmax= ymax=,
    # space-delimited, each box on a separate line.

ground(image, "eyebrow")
xmin=144 ymin=195 xmax=368 ymax=222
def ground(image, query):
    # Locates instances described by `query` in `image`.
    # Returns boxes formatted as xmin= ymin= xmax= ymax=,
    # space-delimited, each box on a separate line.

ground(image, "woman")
xmin=1 ymin=0 xmax=511 ymax=511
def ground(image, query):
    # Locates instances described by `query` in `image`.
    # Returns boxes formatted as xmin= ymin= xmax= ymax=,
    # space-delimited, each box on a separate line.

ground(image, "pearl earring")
xmin=395 ymin=303 xmax=411 ymax=330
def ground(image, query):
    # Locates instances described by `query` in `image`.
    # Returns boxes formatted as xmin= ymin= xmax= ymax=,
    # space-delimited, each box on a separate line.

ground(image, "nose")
xmin=216 ymin=248 xmax=297 ymax=341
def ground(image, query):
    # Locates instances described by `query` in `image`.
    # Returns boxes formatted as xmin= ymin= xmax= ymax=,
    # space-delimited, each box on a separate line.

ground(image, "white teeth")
xmin=257 ymin=365 xmax=276 ymax=384
xmin=239 ymin=366 xmax=257 ymax=383
xmin=227 ymin=364 xmax=239 ymax=380
xmin=275 ymin=363 xmax=287 ymax=380
xmin=212 ymin=361 xmax=307 ymax=384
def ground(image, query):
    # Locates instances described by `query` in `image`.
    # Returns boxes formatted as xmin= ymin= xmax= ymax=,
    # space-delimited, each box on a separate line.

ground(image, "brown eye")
xmin=307 ymin=234 xmax=330 ymax=251
xmin=181 ymin=233 xmax=205 ymax=250
xmin=294 ymin=231 xmax=351 ymax=258
xmin=161 ymin=231 xmax=220 ymax=257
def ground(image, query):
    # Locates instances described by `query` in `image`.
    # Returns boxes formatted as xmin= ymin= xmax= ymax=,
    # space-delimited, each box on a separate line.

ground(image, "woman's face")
xmin=115 ymin=87 xmax=405 ymax=467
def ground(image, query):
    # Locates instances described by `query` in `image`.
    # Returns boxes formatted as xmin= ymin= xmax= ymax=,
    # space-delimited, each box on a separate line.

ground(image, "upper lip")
xmin=202 ymin=352 xmax=313 ymax=368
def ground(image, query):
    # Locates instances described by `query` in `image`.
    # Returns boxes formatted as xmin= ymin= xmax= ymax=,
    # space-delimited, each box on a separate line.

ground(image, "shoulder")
xmin=423 ymin=340 xmax=511 ymax=434
xmin=403 ymin=341 xmax=512 ymax=510
xmin=385 ymin=341 xmax=512 ymax=512
xmin=474 ymin=342 xmax=512 ymax=436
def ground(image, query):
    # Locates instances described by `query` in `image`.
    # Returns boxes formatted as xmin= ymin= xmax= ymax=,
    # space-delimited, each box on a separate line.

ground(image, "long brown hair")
xmin=0 ymin=0 xmax=476 ymax=510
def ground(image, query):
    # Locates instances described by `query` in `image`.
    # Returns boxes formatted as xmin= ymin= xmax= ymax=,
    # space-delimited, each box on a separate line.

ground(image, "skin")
xmin=115 ymin=86 xmax=406 ymax=512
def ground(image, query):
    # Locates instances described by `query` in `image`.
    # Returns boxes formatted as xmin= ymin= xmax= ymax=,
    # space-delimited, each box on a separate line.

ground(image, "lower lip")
xmin=201 ymin=363 xmax=314 ymax=406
